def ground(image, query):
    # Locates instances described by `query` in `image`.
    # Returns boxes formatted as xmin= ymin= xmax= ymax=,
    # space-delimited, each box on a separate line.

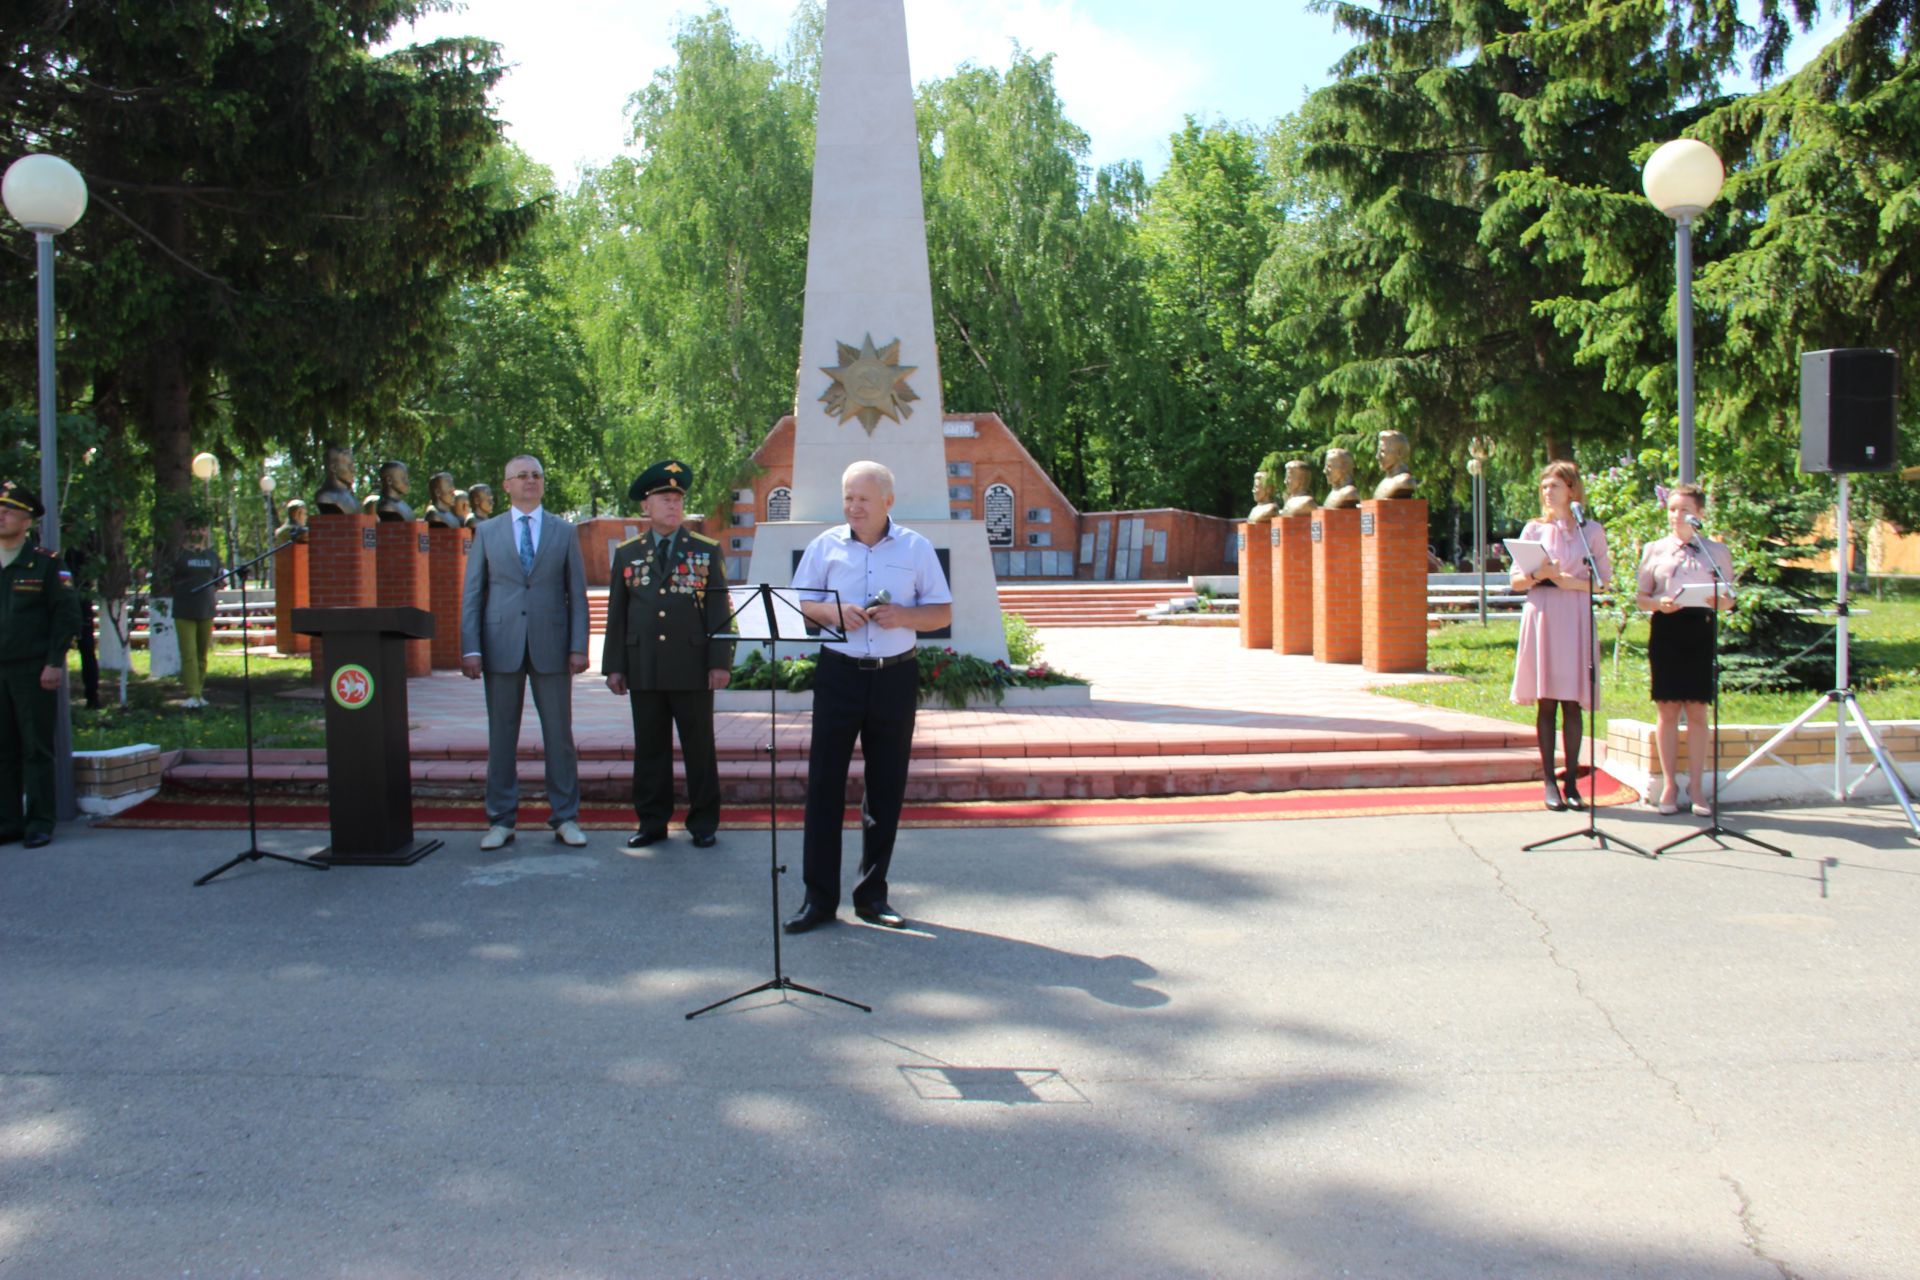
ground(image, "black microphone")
xmin=863 ymin=588 xmax=892 ymax=610
xmin=1569 ymin=501 xmax=1588 ymax=527
xmin=1684 ymin=514 xmax=1705 ymax=532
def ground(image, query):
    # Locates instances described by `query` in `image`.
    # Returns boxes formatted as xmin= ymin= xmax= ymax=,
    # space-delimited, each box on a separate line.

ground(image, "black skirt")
xmin=1648 ymin=608 xmax=1716 ymax=703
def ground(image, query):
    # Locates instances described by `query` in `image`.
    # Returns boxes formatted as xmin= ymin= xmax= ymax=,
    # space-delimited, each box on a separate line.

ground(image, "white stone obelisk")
xmin=744 ymin=0 xmax=1006 ymax=661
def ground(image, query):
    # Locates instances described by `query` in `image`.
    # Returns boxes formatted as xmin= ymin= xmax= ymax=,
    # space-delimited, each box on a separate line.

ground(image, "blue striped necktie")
xmin=518 ymin=513 xmax=535 ymax=576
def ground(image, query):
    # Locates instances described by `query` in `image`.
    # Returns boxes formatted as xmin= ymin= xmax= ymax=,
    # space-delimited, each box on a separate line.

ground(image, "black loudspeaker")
xmin=1800 ymin=348 xmax=1898 ymax=473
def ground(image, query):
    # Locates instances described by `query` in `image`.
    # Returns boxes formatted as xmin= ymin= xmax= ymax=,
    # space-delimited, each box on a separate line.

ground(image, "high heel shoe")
xmin=1563 ymin=781 xmax=1585 ymax=811
xmin=1542 ymin=780 xmax=1567 ymax=811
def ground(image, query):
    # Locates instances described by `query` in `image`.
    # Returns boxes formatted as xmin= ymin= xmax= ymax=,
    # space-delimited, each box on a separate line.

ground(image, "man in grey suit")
xmin=460 ymin=454 xmax=591 ymax=850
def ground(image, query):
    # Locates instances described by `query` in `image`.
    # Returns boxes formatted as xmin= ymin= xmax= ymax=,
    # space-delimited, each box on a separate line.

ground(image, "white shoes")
xmin=479 ymin=825 xmax=515 ymax=851
xmin=182 ymin=696 xmax=208 ymax=709
xmin=554 ymin=820 xmax=588 ymax=847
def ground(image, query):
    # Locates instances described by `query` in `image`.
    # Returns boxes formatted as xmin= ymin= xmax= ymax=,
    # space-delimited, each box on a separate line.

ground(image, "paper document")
xmin=727 ymin=587 xmax=814 ymax=640
xmin=1671 ymin=581 xmax=1721 ymax=609
xmin=1503 ymin=538 xmax=1551 ymax=575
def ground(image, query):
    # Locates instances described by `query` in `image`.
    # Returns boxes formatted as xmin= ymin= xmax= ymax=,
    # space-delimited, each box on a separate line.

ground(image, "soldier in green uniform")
xmin=0 ymin=482 xmax=81 ymax=848
xmin=603 ymin=460 xmax=734 ymax=849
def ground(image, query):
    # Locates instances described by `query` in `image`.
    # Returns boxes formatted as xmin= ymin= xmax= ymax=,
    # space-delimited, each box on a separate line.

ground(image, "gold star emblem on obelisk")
xmin=819 ymin=333 xmax=918 ymax=434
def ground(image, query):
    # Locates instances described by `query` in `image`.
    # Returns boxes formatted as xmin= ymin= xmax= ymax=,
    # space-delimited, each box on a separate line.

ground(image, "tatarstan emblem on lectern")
xmin=331 ymin=664 xmax=375 ymax=710
xmin=819 ymin=333 xmax=918 ymax=434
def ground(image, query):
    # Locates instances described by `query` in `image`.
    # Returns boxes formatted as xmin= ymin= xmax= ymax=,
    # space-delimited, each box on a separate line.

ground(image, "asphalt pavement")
xmin=2 ymin=801 xmax=1916 ymax=1278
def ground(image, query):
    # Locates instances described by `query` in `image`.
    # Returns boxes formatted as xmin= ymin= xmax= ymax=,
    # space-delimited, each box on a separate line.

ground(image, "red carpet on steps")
xmin=104 ymin=768 xmax=1633 ymax=831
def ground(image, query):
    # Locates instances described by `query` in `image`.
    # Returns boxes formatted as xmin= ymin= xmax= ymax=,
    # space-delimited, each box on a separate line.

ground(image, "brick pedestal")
xmin=1270 ymin=516 xmax=1314 ymax=655
xmin=427 ymin=525 xmax=472 ymax=670
xmin=273 ymin=540 xmax=311 ymax=655
xmin=376 ymin=522 xmax=433 ymax=677
xmin=307 ymin=514 xmax=379 ymax=679
xmin=1361 ymin=499 xmax=1430 ymax=673
xmin=1311 ymin=507 xmax=1362 ymax=665
xmin=1238 ymin=521 xmax=1273 ymax=649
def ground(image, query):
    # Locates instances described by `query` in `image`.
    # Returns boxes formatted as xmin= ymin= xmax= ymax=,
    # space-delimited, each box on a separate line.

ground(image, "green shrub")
xmin=1004 ymin=611 xmax=1044 ymax=666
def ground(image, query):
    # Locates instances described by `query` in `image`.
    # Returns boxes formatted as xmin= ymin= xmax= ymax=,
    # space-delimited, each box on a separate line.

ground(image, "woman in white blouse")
xmin=1634 ymin=484 xmax=1735 ymax=814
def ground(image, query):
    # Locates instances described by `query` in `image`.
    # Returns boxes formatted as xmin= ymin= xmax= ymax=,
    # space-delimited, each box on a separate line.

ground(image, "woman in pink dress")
xmin=1509 ymin=461 xmax=1611 ymax=810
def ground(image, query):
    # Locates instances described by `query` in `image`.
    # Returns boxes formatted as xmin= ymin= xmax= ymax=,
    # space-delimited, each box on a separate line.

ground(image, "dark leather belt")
xmin=820 ymin=646 xmax=917 ymax=671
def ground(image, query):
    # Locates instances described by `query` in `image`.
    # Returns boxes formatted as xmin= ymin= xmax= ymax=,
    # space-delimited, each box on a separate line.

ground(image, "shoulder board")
xmin=685 ymin=531 xmax=720 ymax=546
xmin=618 ymin=534 xmax=645 ymax=548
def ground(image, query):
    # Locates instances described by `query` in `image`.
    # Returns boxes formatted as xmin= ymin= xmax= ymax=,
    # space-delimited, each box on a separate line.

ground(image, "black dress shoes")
xmin=626 ymin=829 xmax=668 ymax=848
xmin=690 ymin=833 xmax=718 ymax=848
xmin=22 ymin=832 xmax=51 ymax=849
xmin=782 ymin=902 xmax=836 ymax=934
xmin=1542 ymin=781 xmax=1567 ymax=812
xmin=854 ymin=902 xmax=907 ymax=929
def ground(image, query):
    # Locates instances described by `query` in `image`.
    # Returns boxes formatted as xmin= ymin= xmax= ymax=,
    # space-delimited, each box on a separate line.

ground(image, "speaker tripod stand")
xmin=1719 ymin=475 xmax=1920 ymax=840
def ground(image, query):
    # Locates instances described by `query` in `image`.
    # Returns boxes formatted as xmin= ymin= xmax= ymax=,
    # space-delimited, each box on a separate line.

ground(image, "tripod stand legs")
xmin=194 ymin=846 xmax=330 ymax=887
xmin=685 ymin=976 xmax=872 ymax=1020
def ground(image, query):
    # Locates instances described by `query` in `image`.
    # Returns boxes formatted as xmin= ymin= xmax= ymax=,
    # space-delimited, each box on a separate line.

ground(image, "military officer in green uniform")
xmin=0 ymin=483 xmax=80 ymax=848
xmin=603 ymin=460 xmax=734 ymax=848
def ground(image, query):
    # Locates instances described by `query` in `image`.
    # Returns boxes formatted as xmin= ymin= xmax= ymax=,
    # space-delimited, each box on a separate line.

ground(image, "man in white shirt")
xmin=459 ymin=454 xmax=590 ymax=850
xmin=783 ymin=461 xmax=952 ymax=933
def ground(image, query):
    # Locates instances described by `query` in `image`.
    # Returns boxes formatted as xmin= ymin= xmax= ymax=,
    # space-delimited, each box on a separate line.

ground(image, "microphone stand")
xmin=1656 ymin=528 xmax=1791 ymax=858
xmin=1525 ymin=511 xmax=1651 ymax=858
xmin=686 ymin=585 xmax=869 ymax=1019
xmin=194 ymin=536 xmax=330 ymax=886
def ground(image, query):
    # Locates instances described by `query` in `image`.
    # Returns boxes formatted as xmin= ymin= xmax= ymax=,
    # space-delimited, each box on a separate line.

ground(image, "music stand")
xmin=191 ymin=538 xmax=330 ymax=886
xmin=685 ymin=584 xmax=869 ymax=1019
xmin=1655 ymin=529 xmax=1792 ymax=858
xmin=1524 ymin=518 xmax=1652 ymax=858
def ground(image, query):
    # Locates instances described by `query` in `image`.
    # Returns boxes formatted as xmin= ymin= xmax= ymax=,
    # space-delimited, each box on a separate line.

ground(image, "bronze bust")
xmin=466 ymin=482 xmax=495 ymax=526
xmin=374 ymin=460 xmax=414 ymax=523
xmin=313 ymin=445 xmax=359 ymax=515
xmin=1246 ymin=466 xmax=1279 ymax=523
xmin=425 ymin=470 xmax=463 ymax=528
xmin=1279 ymin=460 xmax=1317 ymax=518
xmin=452 ymin=488 xmax=472 ymax=525
xmin=1323 ymin=448 xmax=1361 ymax=509
xmin=274 ymin=498 xmax=309 ymax=543
xmin=1373 ymin=430 xmax=1418 ymax=500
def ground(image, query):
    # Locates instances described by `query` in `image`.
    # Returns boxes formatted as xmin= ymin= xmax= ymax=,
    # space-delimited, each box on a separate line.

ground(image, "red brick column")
xmin=273 ymin=539 xmax=310 ymax=656
xmin=427 ymin=524 xmax=471 ymax=670
xmin=1361 ymin=499 xmax=1430 ymax=673
xmin=1270 ymin=516 xmax=1314 ymax=655
xmin=1238 ymin=521 xmax=1273 ymax=649
xmin=306 ymin=514 xmax=378 ymax=679
xmin=1311 ymin=507 xmax=1362 ymax=664
xmin=376 ymin=522 xmax=433 ymax=677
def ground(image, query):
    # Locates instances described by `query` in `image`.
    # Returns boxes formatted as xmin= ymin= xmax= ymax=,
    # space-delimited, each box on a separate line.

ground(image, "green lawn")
xmin=1388 ymin=591 xmax=1920 ymax=730
xmin=68 ymin=649 xmax=324 ymax=753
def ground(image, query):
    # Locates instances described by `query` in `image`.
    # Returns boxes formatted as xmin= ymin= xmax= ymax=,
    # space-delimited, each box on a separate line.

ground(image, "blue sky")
xmin=387 ymin=1 xmax=1849 ymax=185
xmin=388 ymin=1 xmax=1357 ymax=182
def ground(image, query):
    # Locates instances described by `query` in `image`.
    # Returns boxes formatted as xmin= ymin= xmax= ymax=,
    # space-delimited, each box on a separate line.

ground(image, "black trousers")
xmin=630 ymin=687 xmax=720 ymax=838
xmin=0 ymin=659 xmax=57 ymax=838
xmin=802 ymin=654 xmax=918 ymax=910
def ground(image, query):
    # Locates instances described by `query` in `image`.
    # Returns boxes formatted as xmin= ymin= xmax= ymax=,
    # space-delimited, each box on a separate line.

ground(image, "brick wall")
xmin=1239 ymin=521 xmax=1273 ymax=649
xmin=1312 ymin=508 xmax=1362 ymax=664
xmin=375 ymin=522 xmax=432 ymax=677
xmin=1361 ymin=499 xmax=1429 ymax=673
xmin=721 ymin=411 xmax=1234 ymax=582
xmin=273 ymin=540 xmax=310 ymax=656
xmin=427 ymin=525 xmax=471 ymax=669
xmin=1270 ymin=517 xmax=1314 ymax=655
xmin=306 ymin=514 xmax=378 ymax=678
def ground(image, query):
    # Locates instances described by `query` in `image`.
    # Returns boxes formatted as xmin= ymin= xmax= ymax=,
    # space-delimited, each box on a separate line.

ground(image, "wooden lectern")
xmin=291 ymin=606 xmax=442 ymax=866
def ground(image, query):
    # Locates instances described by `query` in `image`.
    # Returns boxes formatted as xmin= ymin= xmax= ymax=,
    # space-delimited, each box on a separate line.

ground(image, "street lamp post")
xmin=1468 ymin=437 xmax=1491 ymax=625
xmin=1642 ymin=138 xmax=1725 ymax=486
xmin=5 ymin=153 xmax=89 ymax=823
